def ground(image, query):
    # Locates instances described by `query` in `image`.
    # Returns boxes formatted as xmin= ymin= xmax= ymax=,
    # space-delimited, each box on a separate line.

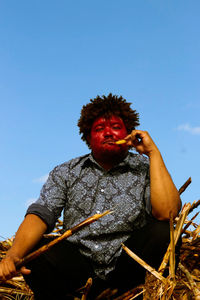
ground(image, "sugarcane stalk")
xmin=16 ymin=210 xmax=111 ymax=269
xmin=169 ymin=212 xmax=176 ymax=280
xmin=158 ymin=202 xmax=191 ymax=274
xmin=121 ymin=244 xmax=166 ymax=283
xmin=182 ymin=212 xmax=199 ymax=234
xmin=188 ymin=199 xmax=200 ymax=215
xmin=179 ymin=263 xmax=200 ymax=299
xmin=81 ymin=277 xmax=93 ymax=300
xmin=178 ymin=177 xmax=192 ymax=195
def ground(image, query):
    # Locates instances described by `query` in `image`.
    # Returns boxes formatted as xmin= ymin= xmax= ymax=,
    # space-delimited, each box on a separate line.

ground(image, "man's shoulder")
xmin=53 ymin=154 xmax=90 ymax=171
xmin=127 ymin=152 xmax=149 ymax=168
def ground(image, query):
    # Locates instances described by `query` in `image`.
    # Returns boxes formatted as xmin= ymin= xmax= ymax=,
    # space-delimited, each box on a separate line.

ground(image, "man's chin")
xmin=99 ymin=148 xmax=128 ymax=159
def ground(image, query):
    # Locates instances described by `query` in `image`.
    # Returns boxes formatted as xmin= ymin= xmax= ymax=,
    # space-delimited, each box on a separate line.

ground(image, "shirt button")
xmin=100 ymin=189 xmax=104 ymax=192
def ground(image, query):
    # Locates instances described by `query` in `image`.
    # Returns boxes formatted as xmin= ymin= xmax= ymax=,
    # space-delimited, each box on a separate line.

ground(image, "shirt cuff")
xmin=25 ymin=203 xmax=57 ymax=233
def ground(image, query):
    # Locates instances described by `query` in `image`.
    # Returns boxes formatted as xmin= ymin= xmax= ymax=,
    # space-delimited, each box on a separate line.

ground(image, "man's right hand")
xmin=0 ymin=254 xmax=31 ymax=282
xmin=0 ymin=214 xmax=47 ymax=282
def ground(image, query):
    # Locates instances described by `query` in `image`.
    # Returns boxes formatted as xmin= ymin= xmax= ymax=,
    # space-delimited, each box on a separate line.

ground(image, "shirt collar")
xmin=82 ymin=152 xmax=137 ymax=170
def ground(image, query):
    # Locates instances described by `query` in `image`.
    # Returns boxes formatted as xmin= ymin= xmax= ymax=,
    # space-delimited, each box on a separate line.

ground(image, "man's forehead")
xmin=93 ymin=115 xmax=124 ymax=124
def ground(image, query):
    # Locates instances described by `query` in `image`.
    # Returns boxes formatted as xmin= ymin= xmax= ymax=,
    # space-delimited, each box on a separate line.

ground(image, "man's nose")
xmin=104 ymin=126 xmax=113 ymax=136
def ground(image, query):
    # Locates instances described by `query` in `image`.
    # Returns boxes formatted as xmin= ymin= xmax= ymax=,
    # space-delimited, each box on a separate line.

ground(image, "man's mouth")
xmin=102 ymin=139 xmax=116 ymax=144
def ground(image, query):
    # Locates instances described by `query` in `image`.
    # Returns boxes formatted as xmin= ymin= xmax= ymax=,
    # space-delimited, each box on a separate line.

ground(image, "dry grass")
xmin=0 ymin=178 xmax=199 ymax=299
xmin=1 ymin=206 xmax=199 ymax=300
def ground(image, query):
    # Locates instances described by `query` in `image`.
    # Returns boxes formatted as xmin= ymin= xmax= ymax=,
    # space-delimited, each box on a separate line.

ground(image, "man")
xmin=0 ymin=94 xmax=181 ymax=299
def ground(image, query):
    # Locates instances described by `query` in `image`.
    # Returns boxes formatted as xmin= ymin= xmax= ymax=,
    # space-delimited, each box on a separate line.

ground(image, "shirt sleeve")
xmin=25 ymin=203 xmax=57 ymax=233
xmin=25 ymin=164 xmax=69 ymax=232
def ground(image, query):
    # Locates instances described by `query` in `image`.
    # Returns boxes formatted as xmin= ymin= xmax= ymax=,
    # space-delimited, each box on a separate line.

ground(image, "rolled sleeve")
xmin=25 ymin=203 xmax=57 ymax=233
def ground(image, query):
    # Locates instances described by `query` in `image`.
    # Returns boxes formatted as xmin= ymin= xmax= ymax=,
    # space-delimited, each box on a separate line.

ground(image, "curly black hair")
xmin=78 ymin=93 xmax=140 ymax=146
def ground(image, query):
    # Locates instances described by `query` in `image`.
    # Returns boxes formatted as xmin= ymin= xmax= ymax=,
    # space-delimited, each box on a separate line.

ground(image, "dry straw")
xmin=0 ymin=177 xmax=200 ymax=299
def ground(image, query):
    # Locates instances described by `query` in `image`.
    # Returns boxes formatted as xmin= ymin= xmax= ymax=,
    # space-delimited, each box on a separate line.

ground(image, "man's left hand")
xmin=124 ymin=130 xmax=158 ymax=157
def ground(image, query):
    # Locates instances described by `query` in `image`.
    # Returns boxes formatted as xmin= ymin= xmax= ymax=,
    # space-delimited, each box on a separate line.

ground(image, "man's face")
xmin=89 ymin=115 xmax=128 ymax=160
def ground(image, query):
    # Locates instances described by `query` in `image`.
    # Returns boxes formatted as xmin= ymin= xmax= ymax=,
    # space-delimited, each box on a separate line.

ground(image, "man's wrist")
xmin=6 ymin=247 xmax=23 ymax=260
xmin=147 ymin=147 xmax=160 ymax=158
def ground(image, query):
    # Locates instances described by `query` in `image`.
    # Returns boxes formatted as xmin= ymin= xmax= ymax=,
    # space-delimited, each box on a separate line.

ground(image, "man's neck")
xmin=92 ymin=151 xmax=128 ymax=171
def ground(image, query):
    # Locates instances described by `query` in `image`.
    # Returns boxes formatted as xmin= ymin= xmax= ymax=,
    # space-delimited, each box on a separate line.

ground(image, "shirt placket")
xmin=88 ymin=170 xmax=110 ymax=239
xmin=93 ymin=171 xmax=109 ymax=214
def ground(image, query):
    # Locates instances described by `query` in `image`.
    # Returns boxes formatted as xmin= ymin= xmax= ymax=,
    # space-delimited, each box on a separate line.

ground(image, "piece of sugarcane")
xmin=115 ymin=139 xmax=127 ymax=145
xmin=16 ymin=210 xmax=111 ymax=270
xmin=121 ymin=243 xmax=167 ymax=283
xmin=178 ymin=177 xmax=192 ymax=195
xmin=115 ymin=134 xmax=142 ymax=145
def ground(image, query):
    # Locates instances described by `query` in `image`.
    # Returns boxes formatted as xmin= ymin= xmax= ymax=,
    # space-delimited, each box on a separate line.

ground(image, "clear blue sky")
xmin=0 ymin=1 xmax=199 ymax=240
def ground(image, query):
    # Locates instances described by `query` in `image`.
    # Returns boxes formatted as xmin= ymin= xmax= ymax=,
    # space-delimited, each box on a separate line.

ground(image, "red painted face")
xmin=89 ymin=115 xmax=128 ymax=161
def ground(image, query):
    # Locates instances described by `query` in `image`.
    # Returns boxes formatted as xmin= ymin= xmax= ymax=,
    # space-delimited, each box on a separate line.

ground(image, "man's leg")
xmin=23 ymin=238 xmax=107 ymax=299
xmin=108 ymin=216 xmax=181 ymax=295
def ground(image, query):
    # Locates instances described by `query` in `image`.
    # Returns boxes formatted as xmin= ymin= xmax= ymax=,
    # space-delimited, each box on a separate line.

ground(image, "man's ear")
xmin=86 ymin=135 xmax=91 ymax=148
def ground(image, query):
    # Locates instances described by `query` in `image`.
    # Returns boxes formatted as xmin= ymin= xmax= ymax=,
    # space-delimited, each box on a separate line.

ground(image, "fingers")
xmin=0 ymin=256 xmax=31 ymax=282
xmin=125 ymin=130 xmax=145 ymax=147
xmin=20 ymin=266 xmax=31 ymax=275
xmin=0 ymin=257 xmax=17 ymax=281
xmin=125 ymin=130 xmax=156 ymax=156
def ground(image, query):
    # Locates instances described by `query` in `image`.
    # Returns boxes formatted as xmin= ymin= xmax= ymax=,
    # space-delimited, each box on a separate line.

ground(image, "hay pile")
xmin=0 ymin=179 xmax=199 ymax=300
xmin=0 ymin=237 xmax=34 ymax=299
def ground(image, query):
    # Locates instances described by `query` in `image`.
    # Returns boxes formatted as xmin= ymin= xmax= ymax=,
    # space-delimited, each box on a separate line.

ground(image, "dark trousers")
xmin=23 ymin=217 xmax=181 ymax=299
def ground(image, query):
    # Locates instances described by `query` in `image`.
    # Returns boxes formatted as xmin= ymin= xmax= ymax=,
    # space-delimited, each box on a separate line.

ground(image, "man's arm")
xmin=125 ymin=130 xmax=181 ymax=220
xmin=0 ymin=214 xmax=47 ymax=281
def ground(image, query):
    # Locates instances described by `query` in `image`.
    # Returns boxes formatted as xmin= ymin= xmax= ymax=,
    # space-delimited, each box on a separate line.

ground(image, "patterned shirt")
xmin=26 ymin=152 xmax=151 ymax=279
